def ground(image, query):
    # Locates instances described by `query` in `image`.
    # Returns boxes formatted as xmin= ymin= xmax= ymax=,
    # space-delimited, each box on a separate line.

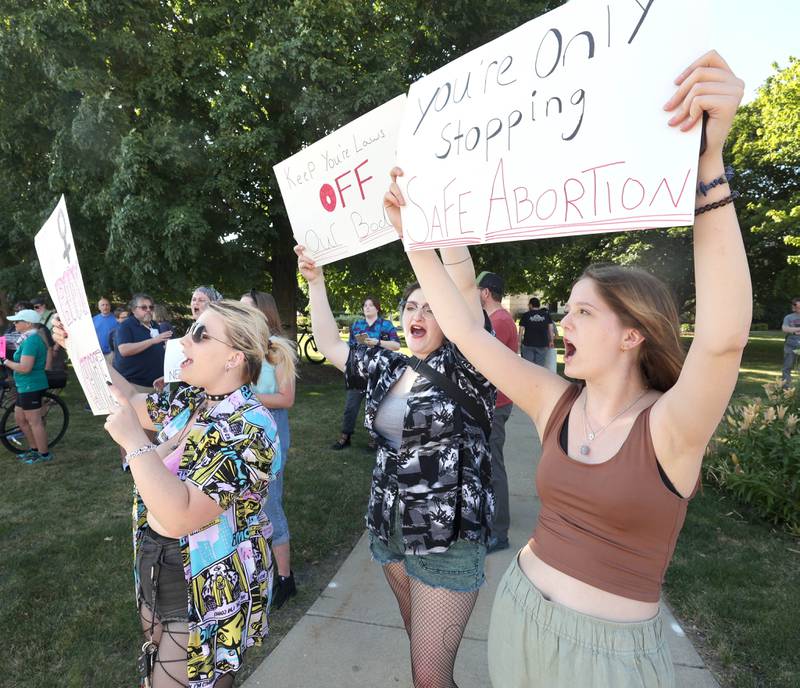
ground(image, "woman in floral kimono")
xmin=57 ymin=300 xmax=296 ymax=687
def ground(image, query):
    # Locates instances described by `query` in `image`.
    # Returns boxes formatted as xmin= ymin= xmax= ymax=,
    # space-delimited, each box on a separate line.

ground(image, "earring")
xmin=224 ymin=362 xmax=233 ymax=372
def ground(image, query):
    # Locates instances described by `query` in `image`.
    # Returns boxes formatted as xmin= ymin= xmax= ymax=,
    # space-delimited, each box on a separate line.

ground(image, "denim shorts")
xmin=136 ymin=527 xmax=188 ymax=623
xmin=369 ymin=508 xmax=486 ymax=593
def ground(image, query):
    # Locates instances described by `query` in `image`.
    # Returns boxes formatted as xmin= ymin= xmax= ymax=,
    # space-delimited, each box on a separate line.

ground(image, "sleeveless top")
xmin=530 ymin=384 xmax=695 ymax=603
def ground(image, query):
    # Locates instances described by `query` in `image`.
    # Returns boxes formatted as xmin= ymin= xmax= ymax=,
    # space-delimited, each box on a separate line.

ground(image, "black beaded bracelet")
xmin=697 ymin=165 xmax=734 ymax=197
xmin=695 ymin=190 xmax=740 ymax=215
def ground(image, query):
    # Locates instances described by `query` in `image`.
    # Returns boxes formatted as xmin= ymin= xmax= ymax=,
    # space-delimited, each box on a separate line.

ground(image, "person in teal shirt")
xmin=0 ymin=308 xmax=51 ymax=463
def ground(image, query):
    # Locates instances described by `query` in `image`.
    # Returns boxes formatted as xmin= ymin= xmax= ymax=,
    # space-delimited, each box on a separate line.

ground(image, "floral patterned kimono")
xmin=136 ymin=384 xmax=278 ymax=687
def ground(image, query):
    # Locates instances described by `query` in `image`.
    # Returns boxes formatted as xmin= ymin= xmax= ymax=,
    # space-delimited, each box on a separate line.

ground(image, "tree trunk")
xmin=270 ymin=220 xmax=298 ymax=341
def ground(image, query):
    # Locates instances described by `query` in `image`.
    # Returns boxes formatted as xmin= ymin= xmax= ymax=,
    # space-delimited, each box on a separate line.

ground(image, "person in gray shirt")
xmin=782 ymin=297 xmax=800 ymax=388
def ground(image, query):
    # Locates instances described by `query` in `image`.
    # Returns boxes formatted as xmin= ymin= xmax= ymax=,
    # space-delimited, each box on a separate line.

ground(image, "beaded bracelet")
xmin=695 ymin=191 xmax=740 ymax=215
xmin=697 ymin=165 xmax=734 ymax=197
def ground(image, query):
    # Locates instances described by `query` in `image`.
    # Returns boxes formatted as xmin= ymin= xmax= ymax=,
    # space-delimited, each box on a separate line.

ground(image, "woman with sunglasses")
xmin=385 ymin=52 xmax=749 ymax=687
xmin=56 ymin=300 xmax=294 ymax=687
xmin=240 ymin=290 xmax=299 ymax=608
xmin=295 ymin=245 xmax=495 ymax=688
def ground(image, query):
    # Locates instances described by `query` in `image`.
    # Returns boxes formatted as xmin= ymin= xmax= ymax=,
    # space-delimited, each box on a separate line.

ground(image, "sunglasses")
xmin=188 ymin=321 xmax=234 ymax=348
xmin=136 ymin=304 xmax=154 ymax=311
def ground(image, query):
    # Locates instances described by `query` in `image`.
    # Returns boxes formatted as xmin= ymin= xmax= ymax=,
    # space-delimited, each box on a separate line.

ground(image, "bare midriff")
xmin=519 ymin=542 xmax=659 ymax=623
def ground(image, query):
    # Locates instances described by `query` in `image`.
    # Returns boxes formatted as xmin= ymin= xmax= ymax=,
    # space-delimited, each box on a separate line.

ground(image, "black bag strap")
xmin=407 ymin=356 xmax=491 ymax=438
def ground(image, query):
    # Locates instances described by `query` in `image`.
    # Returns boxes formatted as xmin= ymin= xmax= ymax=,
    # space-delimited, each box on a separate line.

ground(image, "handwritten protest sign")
xmin=396 ymin=0 xmax=708 ymax=250
xmin=274 ymin=95 xmax=406 ymax=265
xmin=163 ymin=339 xmax=184 ymax=384
xmin=34 ymin=197 xmax=116 ymax=414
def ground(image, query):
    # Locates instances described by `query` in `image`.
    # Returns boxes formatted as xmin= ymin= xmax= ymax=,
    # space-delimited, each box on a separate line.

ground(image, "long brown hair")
xmin=244 ymin=290 xmax=284 ymax=336
xmin=579 ymin=264 xmax=685 ymax=392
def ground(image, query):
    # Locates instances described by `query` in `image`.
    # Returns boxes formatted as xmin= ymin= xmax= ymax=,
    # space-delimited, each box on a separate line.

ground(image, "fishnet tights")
xmin=383 ymin=562 xmax=479 ymax=688
xmin=139 ymin=605 xmax=235 ymax=688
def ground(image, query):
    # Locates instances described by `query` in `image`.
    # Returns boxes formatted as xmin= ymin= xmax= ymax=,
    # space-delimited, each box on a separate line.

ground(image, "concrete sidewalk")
xmin=243 ymin=407 xmax=719 ymax=688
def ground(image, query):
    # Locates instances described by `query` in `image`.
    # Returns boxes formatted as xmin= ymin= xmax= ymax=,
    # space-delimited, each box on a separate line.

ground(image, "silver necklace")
xmin=580 ymin=388 xmax=649 ymax=456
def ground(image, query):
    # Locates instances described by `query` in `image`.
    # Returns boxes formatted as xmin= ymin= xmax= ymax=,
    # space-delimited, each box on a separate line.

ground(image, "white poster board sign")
xmin=396 ymin=0 xmax=708 ymax=250
xmin=163 ymin=338 xmax=184 ymax=384
xmin=274 ymin=94 xmax=407 ymax=265
xmin=34 ymin=197 xmax=116 ymax=415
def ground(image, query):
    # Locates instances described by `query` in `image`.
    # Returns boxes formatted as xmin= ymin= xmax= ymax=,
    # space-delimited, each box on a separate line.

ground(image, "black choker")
xmin=204 ymin=389 xmax=238 ymax=401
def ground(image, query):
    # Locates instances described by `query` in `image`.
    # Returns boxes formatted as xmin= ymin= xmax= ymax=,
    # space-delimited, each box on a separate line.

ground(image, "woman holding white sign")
xmin=295 ymin=244 xmax=495 ymax=688
xmin=385 ymin=52 xmax=748 ymax=687
xmin=57 ymin=300 xmax=293 ymax=688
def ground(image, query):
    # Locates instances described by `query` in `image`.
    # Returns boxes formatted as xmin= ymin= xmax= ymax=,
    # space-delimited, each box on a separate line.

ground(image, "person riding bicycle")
xmin=0 ymin=308 xmax=52 ymax=463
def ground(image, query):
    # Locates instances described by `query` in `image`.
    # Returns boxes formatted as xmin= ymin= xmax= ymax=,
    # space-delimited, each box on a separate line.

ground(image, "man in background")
xmin=92 ymin=297 xmax=118 ymax=357
xmin=518 ymin=297 xmax=555 ymax=367
xmin=781 ymin=297 xmax=800 ymax=389
xmin=477 ymin=271 xmax=517 ymax=554
xmin=114 ymin=293 xmax=171 ymax=394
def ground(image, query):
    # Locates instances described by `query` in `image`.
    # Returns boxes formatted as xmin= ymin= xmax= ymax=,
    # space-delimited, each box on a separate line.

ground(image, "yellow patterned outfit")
xmin=136 ymin=384 xmax=278 ymax=687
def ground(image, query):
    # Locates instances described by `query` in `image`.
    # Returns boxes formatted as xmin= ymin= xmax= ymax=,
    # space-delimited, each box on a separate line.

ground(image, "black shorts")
xmin=136 ymin=527 xmax=188 ymax=623
xmin=16 ymin=390 xmax=44 ymax=411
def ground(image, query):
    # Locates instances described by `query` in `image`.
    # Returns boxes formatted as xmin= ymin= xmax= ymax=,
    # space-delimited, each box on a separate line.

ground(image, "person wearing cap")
xmin=477 ymin=271 xmax=518 ymax=554
xmin=0 ymin=308 xmax=52 ymax=463
xmin=31 ymin=296 xmax=56 ymax=332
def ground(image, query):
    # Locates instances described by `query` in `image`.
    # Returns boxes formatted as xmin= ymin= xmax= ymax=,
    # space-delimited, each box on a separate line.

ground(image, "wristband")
xmin=125 ymin=444 xmax=158 ymax=463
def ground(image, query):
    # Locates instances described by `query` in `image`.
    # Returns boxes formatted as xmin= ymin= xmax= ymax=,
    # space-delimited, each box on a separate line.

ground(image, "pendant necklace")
xmin=580 ymin=387 xmax=649 ymax=456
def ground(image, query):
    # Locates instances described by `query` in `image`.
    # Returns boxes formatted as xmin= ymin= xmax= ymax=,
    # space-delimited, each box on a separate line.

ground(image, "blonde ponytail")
xmin=266 ymin=335 xmax=298 ymax=386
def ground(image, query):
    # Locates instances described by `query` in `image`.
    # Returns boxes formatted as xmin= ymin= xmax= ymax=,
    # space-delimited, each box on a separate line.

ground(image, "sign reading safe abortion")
xmin=34 ymin=197 xmax=116 ymax=414
xmin=274 ymin=95 xmax=406 ymax=265
xmin=396 ymin=0 xmax=708 ymax=250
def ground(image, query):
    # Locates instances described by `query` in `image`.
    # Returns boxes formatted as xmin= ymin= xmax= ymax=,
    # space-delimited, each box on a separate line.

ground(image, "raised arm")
xmin=384 ymin=173 xmax=569 ymax=429
xmin=295 ymin=245 xmax=350 ymax=371
xmin=52 ymin=318 xmax=157 ymax=430
xmin=439 ymin=246 xmax=484 ymax=326
xmin=652 ymin=51 xmax=751 ymax=494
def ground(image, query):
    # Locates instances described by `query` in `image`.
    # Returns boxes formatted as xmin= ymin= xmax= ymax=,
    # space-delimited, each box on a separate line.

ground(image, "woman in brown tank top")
xmin=385 ymin=52 xmax=750 ymax=687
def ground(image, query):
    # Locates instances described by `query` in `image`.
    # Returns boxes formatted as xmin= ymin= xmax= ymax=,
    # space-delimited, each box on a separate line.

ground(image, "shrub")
xmin=750 ymin=322 xmax=770 ymax=331
xmin=705 ymin=381 xmax=800 ymax=534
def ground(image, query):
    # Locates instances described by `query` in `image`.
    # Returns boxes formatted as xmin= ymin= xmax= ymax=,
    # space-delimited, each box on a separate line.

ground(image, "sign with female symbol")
xmin=34 ymin=196 xmax=117 ymax=415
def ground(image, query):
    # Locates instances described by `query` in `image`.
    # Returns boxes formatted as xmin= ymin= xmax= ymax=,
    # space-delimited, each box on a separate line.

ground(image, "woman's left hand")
xmin=664 ymin=50 xmax=744 ymax=159
xmin=383 ymin=167 xmax=405 ymax=239
xmin=104 ymin=384 xmax=150 ymax=453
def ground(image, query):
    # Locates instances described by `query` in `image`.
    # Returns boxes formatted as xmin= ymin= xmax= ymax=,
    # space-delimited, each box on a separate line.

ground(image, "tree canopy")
xmin=0 ymin=3 xmax=796 ymax=326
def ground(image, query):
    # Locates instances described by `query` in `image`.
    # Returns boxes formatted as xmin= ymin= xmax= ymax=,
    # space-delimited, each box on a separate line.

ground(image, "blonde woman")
xmin=56 ymin=300 xmax=296 ymax=687
xmin=385 ymin=52 xmax=750 ymax=687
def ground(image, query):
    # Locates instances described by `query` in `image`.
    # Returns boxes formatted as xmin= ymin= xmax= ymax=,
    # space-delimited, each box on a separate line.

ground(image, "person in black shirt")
xmin=517 ymin=298 xmax=555 ymax=366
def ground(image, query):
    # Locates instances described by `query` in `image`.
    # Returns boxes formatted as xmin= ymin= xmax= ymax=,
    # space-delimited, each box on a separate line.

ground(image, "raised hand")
xmin=663 ymin=50 xmax=744 ymax=159
xmin=103 ymin=383 xmax=149 ymax=453
xmin=383 ymin=167 xmax=405 ymax=239
xmin=294 ymin=245 xmax=324 ymax=285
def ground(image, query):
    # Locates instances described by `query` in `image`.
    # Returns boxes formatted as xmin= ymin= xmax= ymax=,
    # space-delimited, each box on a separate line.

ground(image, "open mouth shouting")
xmin=563 ymin=337 xmax=576 ymax=363
xmin=408 ymin=323 xmax=427 ymax=341
xmin=180 ymin=357 xmax=193 ymax=370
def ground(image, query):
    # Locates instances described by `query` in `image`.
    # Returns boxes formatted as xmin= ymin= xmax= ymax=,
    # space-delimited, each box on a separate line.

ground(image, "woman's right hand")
xmin=294 ymin=245 xmax=324 ymax=285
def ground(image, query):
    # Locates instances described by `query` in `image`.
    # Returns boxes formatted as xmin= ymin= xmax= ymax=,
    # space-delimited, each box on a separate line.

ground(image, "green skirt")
xmin=488 ymin=554 xmax=675 ymax=687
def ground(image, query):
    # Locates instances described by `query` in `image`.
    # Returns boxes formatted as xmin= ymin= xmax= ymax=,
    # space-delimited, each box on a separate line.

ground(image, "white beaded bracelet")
xmin=125 ymin=444 xmax=158 ymax=463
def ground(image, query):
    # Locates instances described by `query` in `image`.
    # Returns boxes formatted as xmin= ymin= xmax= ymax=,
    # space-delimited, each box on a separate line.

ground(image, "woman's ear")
xmin=621 ymin=327 xmax=645 ymax=352
xmin=225 ymin=350 xmax=247 ymax=372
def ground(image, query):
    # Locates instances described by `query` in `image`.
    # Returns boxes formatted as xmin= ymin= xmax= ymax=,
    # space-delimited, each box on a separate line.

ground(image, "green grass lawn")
xmin=1 ymin=332 xmax=796 ymax=687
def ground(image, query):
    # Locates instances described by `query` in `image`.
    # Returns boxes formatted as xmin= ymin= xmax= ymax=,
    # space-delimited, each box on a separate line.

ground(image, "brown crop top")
xmin=529 ymin=384 xmax=696 ymax=603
